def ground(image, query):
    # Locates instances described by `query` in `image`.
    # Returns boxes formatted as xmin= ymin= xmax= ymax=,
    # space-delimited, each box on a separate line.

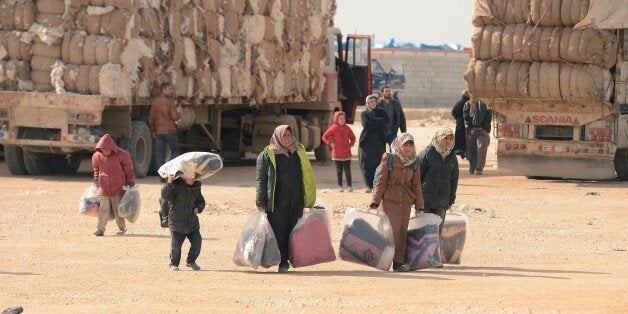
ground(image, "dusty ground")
xmin=1 ymin=109 xmax=627 ymax=313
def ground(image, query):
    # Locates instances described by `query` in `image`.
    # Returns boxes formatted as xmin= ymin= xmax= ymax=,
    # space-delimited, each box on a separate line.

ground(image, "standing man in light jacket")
xmin=92 ymin=134 xmax=136 ymax=236
xmin=149 ymin=82 xmax=181 ymax=168
xmin=377 ymin=85 xmax=406 ymax=146
xmin=255 ymin=125 xmax=316 ymax=273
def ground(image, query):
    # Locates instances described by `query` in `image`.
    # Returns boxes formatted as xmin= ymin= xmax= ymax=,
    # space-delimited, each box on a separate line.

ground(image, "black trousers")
xmin=335 ymin=160 xmax=352 ymax=187
xmin=266 ymin=201 xmax=303 ymax=267
xmin=170 ymin=229 xmax=202 ymax=266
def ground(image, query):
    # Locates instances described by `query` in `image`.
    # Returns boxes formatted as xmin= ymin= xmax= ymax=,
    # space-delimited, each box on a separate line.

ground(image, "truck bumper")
xmin=497 ymin=139 xmax=617 ymax=180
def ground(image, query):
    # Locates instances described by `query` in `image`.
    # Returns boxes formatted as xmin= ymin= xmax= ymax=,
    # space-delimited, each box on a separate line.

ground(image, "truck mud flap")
xmin=498 ymin=155 xmax=617 ymax=180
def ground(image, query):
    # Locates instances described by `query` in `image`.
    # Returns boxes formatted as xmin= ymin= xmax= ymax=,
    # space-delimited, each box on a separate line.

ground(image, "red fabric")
xmin=289 ymin=218 xmax=336 ymax=267
xmin=92 ymin=134 xmax=136 ymax=197
xmin=321 ymin=111 xmax=356 ymax=159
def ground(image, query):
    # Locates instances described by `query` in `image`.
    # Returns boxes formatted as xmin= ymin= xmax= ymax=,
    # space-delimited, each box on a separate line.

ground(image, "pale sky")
xmin=334 ymin=0 xmax=475 ymax=47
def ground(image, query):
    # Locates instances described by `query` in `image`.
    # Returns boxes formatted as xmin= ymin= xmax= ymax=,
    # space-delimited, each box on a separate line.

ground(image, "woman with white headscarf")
xmin=370 ymin=133 xmax=424 ymax=272
xmin=417 ymin=127 xmax=459 ymax=235
xmin=358 ymin=94 xmax=389 ymax=193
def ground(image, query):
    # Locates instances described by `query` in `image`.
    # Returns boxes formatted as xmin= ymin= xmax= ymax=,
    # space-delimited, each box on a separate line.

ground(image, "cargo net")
xmin=0 ymin=0 xmax=336 ymax=105
xmin=467 ymin=0 xmax=616 ymax=103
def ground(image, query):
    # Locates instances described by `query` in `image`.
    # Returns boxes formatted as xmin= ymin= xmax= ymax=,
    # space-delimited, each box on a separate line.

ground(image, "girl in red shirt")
xmin=322 ymin=111 xmax=356 ymax=192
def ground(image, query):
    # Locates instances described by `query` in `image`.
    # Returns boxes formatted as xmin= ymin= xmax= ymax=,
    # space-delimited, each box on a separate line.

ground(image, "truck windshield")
xmin=346 ymin=37 xmax=369 ymax=66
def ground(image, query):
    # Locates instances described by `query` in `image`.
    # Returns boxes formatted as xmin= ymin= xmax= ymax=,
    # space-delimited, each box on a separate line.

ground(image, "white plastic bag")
xmin=405 ymin=212 xmax=442 ymax=270
xmin=78 ymin=185 xmax=100 ymax=217
xmin=338 ymin=208 xmax=395 ymax=271
xmin=158 ymin=152 xmax=223 ymax=180
xmin=289 ymin=206 xmax=336 ymax=267
xmin=118 ymin=185 xmax=141 ymax=223
xmin=233 ymin=211 xmax=281 ymax=269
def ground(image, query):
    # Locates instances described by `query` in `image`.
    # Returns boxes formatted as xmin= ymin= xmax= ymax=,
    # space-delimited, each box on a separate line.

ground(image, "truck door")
xmin=338 ymin=34 xmax=372 ymax=123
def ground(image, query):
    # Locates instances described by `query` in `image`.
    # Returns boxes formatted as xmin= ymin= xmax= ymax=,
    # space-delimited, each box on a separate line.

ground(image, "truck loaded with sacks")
xmin=0 ymin=0 xmax=346 ymax=177
xmin=467 ymin=0 xmax=628 ymax=180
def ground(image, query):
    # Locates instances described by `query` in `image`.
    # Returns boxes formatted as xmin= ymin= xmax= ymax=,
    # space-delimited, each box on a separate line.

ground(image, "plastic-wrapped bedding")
xmin=439 ymin=210 xmax=468 ymax=264
xmin=78 ymin=185 xmax=100 ymax=217
xmin=233 ymin=211 xmax=281 ymax=269
xmin=158 ymin=152 xmax=223 ymax=180
xmin=404 ymin=212 xmax=442 ymax=270
xmin=289 ymin=206 xmax=336 ymax=267
xmin=118 ymin=185 xmax=141 ymax=223
xmin=338 ymin=208 xmax=395 ymax=271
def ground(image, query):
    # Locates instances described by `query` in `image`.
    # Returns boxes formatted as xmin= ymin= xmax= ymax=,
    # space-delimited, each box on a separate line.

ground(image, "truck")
xmin=0 ymin=0 xmax=374 ymax=177
xmin=467 ymin=0 xmax=628 ymax=180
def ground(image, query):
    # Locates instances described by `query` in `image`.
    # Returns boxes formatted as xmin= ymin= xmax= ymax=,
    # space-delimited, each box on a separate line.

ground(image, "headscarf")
xmin=269 ymin=125 xmax=297 ymax=157
xmin=365 ymin=94 xmax=378 ymax=111
xmin=391 ymin=132 xmax=417 ymax=167
xmin=431 ymin=127 xmax=454 ymax=158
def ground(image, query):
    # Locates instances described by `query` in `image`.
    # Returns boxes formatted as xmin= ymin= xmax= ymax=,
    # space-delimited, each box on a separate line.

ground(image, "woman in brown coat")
xmin=370 ymin=133 xmax=424 ymax=272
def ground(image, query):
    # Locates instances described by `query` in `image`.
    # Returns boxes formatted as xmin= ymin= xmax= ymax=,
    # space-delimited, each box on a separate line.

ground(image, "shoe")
xmin=474 ymin=170 xmax=483 ymax=175
xmin=93 ymin=230 xmax=104 ymax=236
xmin=170 ymin=265 xmax=179 ymax=271
xmin=365 ymin=188 xmax=372 ymax=193
xmin=278 ymin=263 xmax=289 ymax=273
xmin=116 ymin=228 xmax=126 ymax=235
xmin=434 ymin=264 xmax=444 ymax=268
xmin=338 ymin=186 xmax=343 ymax=193
xmin=469 ymin=169 xmax=475 ymax=174
xmin=347 ymin=186 xmax=353 ymax=192
xmin=392 ymin=262 xmax=409 ymax=272
xmin=186 ymin=262 xmax=201 ymax=271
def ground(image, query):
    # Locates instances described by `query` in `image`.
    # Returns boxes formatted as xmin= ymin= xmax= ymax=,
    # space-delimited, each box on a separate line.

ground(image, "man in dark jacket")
xmin=451 ymin=90 xmax=470 ymax=158
xmin=359 ymin=95 xmax=389 ymax=193
xmin=92 ymin=134 xmax=135 ymax=236
xmin=377 ymin=85 xmax=406 ymax=146
xmin=162 ymin=174 xmax=206 ymax=271
xmin=463 ymin=97 xmax=492 ymax=175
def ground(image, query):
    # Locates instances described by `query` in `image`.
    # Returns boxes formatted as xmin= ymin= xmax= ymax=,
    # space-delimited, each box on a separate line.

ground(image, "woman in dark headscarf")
xmin=358 ymin=94 xmax=389 ymax=193
xmin=255 ymin=125 xmax=316 ymax=273
xmin=370 ymin=133 xmax=424 ymax=272
xmin=417 ymin=127 xmax=459 ymax=234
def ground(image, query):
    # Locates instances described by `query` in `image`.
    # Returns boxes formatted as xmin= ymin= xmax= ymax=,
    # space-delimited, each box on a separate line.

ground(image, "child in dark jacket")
xmin=162 ymin=174 xmax=206 ymax=271
xmin=322 ymin=111 xmax=356 ymax=192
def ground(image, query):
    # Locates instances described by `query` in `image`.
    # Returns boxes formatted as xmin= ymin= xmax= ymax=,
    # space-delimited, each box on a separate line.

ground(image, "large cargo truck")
xmin=0 ymin=0 xmax=373 ymax=177
xmin=467 ymin=0 xmax=628 ymax=180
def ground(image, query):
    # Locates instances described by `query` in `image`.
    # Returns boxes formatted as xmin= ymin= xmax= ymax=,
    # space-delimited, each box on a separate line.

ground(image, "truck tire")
xmin=23 ymin=151 xmax=53 ymax=175
xmin=615 ymin=148 xmax=628 ymax=180
xmin=314 ymin=144 xmax=331 ymax=162
xmin=128 ymin=121 xmax=152 ymax=178
xmin=51 ymin=153 xmax=82 ymax=174
xmin=5 ymin=145 xmax=28 ymax=175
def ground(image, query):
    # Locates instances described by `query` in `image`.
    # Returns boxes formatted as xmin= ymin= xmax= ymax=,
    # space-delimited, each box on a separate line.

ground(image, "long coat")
xmin=321 ymin=111 xmax=356 ymax=160
xmin=451 ymin=96 xmax=469 ymax=156
xmin=358 ymin=108 xmax=389 ymax=188
xmin=417 ymin=145 xmax=459 ymax=209
xmin=92 ymin=134 xmax=135 ymax=197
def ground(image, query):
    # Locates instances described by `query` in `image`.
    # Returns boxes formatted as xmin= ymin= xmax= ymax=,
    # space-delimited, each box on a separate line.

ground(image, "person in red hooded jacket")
xmin=91 ymin=134 xmax=136 ymax=236
xmin=322 ymin=111 xmax=356 ymax=192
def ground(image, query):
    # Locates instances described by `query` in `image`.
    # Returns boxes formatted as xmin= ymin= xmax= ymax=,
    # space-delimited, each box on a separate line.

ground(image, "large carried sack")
xmin=78 ymin=185 xmax=100 ymax=217
xmin=233 ymin=211 xmax=281 ymax=269
xmin=440 ymin=210 xmax=468 ymax=264
xmin=405 ymin=212 xmax=442 ymax=270
xmin=157 ymin=152 xmax=223 ymax=180
xmin=118 ymin=185 xmax=140 ymax=223
xmin=289 ymin=206 xmax=336 ymax=267
xmin=338 ymin=208 xmax=395 ymax=271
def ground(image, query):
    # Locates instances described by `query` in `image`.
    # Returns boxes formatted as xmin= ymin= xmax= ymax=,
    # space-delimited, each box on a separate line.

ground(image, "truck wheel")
xmin=5 ymin=145 xmax=28 ymax=175
xmin=129 ymin=121 xmax=152 ymax=178
xmin=51 ymin=153 xmax=82 ymax=174
xmin=314 ymin=144 xmax=332 ymax=162
xmin=615 ymin=148 xmax=628 ymax=180
xmin=23 ymin=151 xmax=53 ymax=175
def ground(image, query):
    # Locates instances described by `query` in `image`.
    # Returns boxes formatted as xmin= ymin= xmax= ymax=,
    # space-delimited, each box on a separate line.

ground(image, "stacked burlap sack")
xmin=468 ymin=0 xmax=616 ymax=102
xmin=0 ymin=0 xmax=335 ymax=105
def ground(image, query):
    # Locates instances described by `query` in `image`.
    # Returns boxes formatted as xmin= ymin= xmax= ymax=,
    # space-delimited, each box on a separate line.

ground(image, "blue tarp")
xmin=371 ymin=38 xmax=464 ymax=50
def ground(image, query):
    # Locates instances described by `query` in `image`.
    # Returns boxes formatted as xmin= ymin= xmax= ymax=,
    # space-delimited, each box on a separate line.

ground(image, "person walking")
xmin=162 ymin=173 xmax=206 ymax=271
xmin=370 ymin=133 xmax=424 ymax=272
xmin=377 ymin=85 xmax=406 ymax=145
xmin=463 ymin=97 xmax=492 ymax=175
xmin=358 ymin=94 xmax=389 ymax=193
xmin=452 ymin=90 xmax=470 ymax=158
xmin=417 ymin=127 xmax=459 ymax=235
xmin=255 ymin=125 xmax=316 ymax=273
xmin=322 ymin=111 xmax=356 ymax=192
xmin=149 ymin=82 xmax=181 ymax=169
xmin=91 ymin=134 xmax=136 ymax=236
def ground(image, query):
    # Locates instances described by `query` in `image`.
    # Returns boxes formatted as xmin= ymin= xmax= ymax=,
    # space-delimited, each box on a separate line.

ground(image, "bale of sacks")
xmin=472 ymin=0 xmax=590 ymax=27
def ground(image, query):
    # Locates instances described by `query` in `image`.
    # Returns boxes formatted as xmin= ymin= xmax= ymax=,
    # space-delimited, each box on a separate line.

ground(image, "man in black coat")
xmin=463 ymin=97 xmax=492 ymax=175
xmin=451 ymin=90 xmax=470 ymax=158
xmin=359 ymin=95 xmax=389 ymax=192
xmin=377 ymin=85 xmax=406 ymax=146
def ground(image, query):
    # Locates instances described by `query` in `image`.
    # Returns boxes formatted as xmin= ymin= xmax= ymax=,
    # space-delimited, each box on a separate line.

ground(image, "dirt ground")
xmin=1 ymin=109 xmax=627 ymax=313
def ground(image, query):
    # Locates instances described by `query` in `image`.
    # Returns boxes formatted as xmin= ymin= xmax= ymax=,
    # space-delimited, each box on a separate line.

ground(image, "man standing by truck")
xmin=149 ymin=83 xmax=182 ymax=169
xmin=378 ymin=85 xmax=406 ymax=146
xmin=463 ymin=96 xmax=492 ymax=175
